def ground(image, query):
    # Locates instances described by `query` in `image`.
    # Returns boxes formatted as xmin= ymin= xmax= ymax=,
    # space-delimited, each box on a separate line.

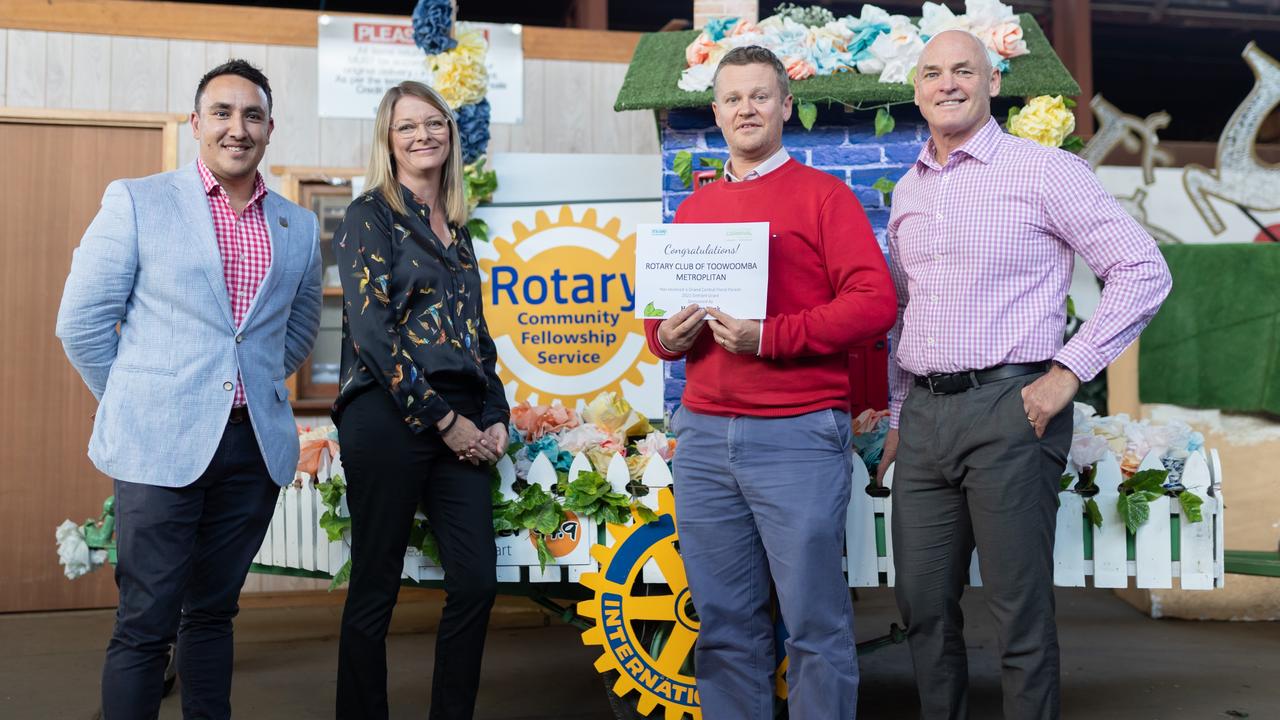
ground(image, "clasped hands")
xmin=437 ymin=412 xmax=506 ymax=466
xmin=657 ymin=304 xmax=760 ymax=355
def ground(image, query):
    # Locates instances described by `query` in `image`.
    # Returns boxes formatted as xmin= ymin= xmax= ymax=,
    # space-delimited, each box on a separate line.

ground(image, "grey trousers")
xmin=672 ymin=406 xmax=859 ymax=720
xmin=892 ymin=372 xmax=1071 ymax=720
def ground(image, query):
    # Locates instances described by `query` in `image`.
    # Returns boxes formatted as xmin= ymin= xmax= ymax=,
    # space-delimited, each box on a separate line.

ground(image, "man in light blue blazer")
xmin=56 ymin=59 xmax=322 ymax=720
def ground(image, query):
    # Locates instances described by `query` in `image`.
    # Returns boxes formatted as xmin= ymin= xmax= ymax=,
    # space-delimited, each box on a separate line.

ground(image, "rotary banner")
xmin=473 ymin=154 xmax=663 ymax=418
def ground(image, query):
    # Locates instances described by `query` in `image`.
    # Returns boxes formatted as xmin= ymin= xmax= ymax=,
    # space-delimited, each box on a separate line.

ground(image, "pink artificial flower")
xmin=984 ymin=21 xmax=1028 ymax=59
xmin=686 ymin=32 xmax=717 ymax=67
xmin=510 ymin=401 xmax=580 ymax=441
xmin=785 ymin=57 xmax=816 ymax=80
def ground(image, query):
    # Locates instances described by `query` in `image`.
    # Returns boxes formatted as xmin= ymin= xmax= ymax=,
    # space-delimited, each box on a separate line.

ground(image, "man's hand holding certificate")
xmin=634 ymin=222 xmax=770 ymax=320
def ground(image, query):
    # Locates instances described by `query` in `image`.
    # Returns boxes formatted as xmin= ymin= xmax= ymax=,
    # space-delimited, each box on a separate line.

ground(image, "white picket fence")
xmin=255 ymin=446 xmax=1224 ymax=590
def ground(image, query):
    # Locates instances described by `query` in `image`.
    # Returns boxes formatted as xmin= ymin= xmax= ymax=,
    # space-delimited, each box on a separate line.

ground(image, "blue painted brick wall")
xmin=657 ymin=105 xmax=927 ymax=421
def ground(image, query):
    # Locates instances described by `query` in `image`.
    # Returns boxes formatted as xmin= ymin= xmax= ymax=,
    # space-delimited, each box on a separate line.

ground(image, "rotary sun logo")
xmin=479 ymin=205 xmax=658 ymax=408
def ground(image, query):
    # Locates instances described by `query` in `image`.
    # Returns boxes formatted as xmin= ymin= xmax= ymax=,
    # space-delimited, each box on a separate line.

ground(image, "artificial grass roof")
xmin=614 ymin=14 xmax=1080 ymax=111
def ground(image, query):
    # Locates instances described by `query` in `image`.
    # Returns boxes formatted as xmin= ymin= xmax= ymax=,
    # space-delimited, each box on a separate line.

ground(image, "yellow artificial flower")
xmin=583 ymin=391 xmax=653 ymax=438
xmin=428 ymin=27 xmax=488 ymax=109
xmin=1009 ymin=95 xmax=1076 ymax=148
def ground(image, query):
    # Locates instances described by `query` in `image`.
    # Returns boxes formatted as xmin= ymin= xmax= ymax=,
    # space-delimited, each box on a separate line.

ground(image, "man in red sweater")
xmin=644 ymin=46 xmax=896 ymax=719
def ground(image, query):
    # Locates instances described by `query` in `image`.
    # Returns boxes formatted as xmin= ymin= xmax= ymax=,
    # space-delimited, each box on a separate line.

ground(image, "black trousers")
xmin=336 ymin=389 xmax=498 ymax=720
xmin=891 ymin=372 xmax=1072 ymax=720
xmin=102 ymin=414 xmax=279 ymax=720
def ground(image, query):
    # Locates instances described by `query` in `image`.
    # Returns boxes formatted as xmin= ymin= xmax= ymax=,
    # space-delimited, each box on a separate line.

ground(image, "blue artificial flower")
xmin=526 ymin=435 xmax=561 ymax=461
xmin=412 ymin=0 xmax=457 ymax=55
xmin=455 ymin=99 xmax=491 ymax=165
xmin=704 ymin=17 xmax=740 ymax=42
xmin=553 ymin=451 xmax=574 ymax=473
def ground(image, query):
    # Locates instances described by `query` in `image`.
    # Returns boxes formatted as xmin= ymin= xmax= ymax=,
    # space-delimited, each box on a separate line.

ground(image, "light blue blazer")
xmin=56 ymin=162 xmax=323 ymax=487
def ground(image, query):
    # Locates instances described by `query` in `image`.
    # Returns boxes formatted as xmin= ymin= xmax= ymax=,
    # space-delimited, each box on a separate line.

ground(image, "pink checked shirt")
xmin=197 ymin=158 xmax=272 ymax=408
xmin=886 ymin=117 xmax=1171 ymax=427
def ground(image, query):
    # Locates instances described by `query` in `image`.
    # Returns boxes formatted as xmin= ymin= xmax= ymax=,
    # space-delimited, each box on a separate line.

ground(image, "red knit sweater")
xmin=644 ymin=159 xmax=897 ymax=417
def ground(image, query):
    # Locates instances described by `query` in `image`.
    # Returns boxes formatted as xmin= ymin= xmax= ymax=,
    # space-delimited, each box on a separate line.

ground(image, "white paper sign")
xmin=634 ymin=222 xmax=770 ymax=319
xmin=317 ymin=16 xmax=523 ymax=123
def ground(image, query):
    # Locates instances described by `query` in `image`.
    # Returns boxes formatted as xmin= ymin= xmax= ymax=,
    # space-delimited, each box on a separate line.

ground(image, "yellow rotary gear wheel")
xmin=577 ymin=488 xmax=703 ymax=720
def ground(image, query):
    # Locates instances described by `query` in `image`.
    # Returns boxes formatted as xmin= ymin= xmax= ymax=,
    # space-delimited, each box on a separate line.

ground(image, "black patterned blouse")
xmin=331 ymin=186 xmax=509 ymax=433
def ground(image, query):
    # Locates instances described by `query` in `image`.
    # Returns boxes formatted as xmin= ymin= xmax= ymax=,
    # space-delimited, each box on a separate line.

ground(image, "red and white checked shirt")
xmin=197 ymin=158 xmax=272 ymax=408
xmin=886 ymin=117 xmax=1171 ymax=427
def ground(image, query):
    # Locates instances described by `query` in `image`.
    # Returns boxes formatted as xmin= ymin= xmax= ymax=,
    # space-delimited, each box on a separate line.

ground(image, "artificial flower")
xmin=455 ymin=99 xmax=491 ymax=165
xmin=704 ymin=16 xmax=740 ymax=41
xmin=983 ymin=20 xmax=1029 ymax=59
xmin=55 ymin=520 xmax=108 ymax=580
xmin=511 ymin=400 xmax=580 ymax=441
xmin=1009 ymin=95 xmax=1076 ymax=148
xmin=412 ymin=0 xmax=457 ymax=55
xmin=583 ymin=392 xmax=653 ymax=438
xmin=918 ymin=2 xmax=971 ymax=38
xmin=634 ymin=430 xmax=676 ymax=461
xmin=429 ymin=26 xmax=488 ymax=109
xmin=558 ymin=423 xmax=614 ymax=454
xmin=678 ymin=63 xmax=716 ymax=92
xmin=963 ymin=0 xmax=1017 ymax=31
xmin=785 ymin=57 xmax=817 ymax=80
xmin=686 ymin=32 xmax=717 ymax=66
xmin=864 ymin=23 xmax=925 ymax=83
xmin=626 ymin=453 xmax=651 ymax=482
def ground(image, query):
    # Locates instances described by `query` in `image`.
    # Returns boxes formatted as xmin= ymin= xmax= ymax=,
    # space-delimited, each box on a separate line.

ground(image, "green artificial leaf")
xmin=419 ymin=526 xmax=441 ymax=563
xmin=532 ymin=534 xmax=554 ymax=571
xmin=318 ymin=476 xmax=346 ymax=510
xmin=1117 ymin=490 xmax=1162 ymax=534
xmin=798 ymin=100 xmax=818 ymax=131
xmin=673 ymin=150 xmax=693 ymax=188
xmin=1065 ymin=294 xmax=1077 ymax=318
xmin=1063 ymin=96 xmax=1078 ymax=108
xmin=318 ymin=510 xmax=351 ymax=542
xmin=1060 ymin=474 xmax=1074 ymax=492
xmin=563 ymin=470 xmax=634 ymax=526
xmin=699 ymin=157 xmax=725 ymax=170
xmin=905 ymin=66 xmax=917 ymax=85
xmin=874 ymin=107 xmax=895 ymax=137
xmin=643 ymin=301 xmax=667 ymax=317
xmin=1122 ymin=468 xmax=1169 ymax=495
xmin=871 ymin=176 xmax=897 ymax=206
xmin=632 ymin=503 xmax=659 ymax=524
xmin=1060 ymin=135 xmax=1085 ymax=154
xmin=1178 ymin=491 xmax=1204 ymax=523
xmin=1085 ymin=498 xmax=1104 ymax=528
xmin=465 ymin=217 xmax=489 ymax=243
xmin=328 ymin=558 xmax=352 ymax=591
xmin=1005 ymin=105 xmax=1021 ymax=130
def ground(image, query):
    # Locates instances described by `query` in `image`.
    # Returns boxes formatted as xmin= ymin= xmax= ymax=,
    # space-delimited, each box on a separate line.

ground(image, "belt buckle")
xmin=926 ymin=375 xmax=941 ymax=395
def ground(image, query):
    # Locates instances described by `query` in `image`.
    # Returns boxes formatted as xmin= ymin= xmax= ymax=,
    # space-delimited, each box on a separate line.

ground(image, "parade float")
xmin=54 ymin=2 xmax=1271 ymax=718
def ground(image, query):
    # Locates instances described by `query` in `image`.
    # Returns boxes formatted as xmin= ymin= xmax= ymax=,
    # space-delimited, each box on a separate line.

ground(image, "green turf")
xmin=614 ymin=14 xmax=1081 ymax=111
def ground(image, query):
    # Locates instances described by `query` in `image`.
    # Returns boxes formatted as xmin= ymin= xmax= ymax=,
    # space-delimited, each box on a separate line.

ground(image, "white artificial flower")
xmin=963 ymin=0 xmax=1017 ymax=33
xmin=678 ymin=63 xmax=715 ymax=92
xmin=919 ymin=2 xmax=972 ymax=37
xmin=55 ymin=520 xmax=107 ymax=580
xmin=868 ymin=23 xmax=925 ymax=83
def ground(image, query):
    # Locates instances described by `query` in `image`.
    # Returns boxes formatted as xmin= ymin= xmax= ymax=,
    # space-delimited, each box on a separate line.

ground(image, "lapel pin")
xmin=279 ymin=216 xmax=289 ymax=228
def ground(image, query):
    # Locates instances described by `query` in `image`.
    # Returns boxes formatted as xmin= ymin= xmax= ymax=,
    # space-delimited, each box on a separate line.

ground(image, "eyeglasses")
xmin=393 ymin=118 xmax=450 ymax=138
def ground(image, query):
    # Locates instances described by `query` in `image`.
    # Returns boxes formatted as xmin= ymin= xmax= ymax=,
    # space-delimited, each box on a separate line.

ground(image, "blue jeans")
xmin=672 ymin=406 xmax=859 ymax=720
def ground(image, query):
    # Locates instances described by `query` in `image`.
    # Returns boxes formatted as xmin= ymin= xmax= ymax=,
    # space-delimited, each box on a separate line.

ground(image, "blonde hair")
xmin=364 ymin=81 xmax=468 ymax=225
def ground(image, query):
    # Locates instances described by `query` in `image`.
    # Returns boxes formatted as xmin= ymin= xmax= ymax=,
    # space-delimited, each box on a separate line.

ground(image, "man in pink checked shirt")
xmin=878 ymin=31 xmax=1171 ymax=719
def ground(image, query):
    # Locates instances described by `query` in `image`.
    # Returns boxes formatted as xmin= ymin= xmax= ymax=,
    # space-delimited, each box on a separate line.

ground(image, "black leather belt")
xmin=229 ymin=406 xmax=250 ymax=424
xmin=914 ymin=361 xmax=1051 ymax=395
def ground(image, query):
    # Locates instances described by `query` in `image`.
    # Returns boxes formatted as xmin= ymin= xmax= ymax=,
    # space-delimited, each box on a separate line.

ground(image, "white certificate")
xmin=633 ymin=222 xmax=770 ymax=319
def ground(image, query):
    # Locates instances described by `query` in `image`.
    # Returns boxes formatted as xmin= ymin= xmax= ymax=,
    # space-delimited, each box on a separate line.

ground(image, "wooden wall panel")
xmin=70 ymin=34 xmax=112 ymax=110
xmin=108 ymin=36 xmax=167 ymax=111
xmin=0 ymin=121 xmax=165 ymax=612
xmin=168 ymin=39 xmax=205 ymax=169
xmin=265 ymin=45 xmax=320 ymax=171
xmin=541 ymin=59 xmax=593 ymax=153
xmin=45 ymin=32 xmax=73 ymax=109
xmin=7 ymin=29 xmax=47 ymax=106
xmin=0 ymin=30 xmax=8 ymax=104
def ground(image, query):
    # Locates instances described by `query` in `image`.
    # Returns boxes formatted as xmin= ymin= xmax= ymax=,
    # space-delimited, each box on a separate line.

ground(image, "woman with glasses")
xmin=331 ymin=80 xmax=509 ymax=720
